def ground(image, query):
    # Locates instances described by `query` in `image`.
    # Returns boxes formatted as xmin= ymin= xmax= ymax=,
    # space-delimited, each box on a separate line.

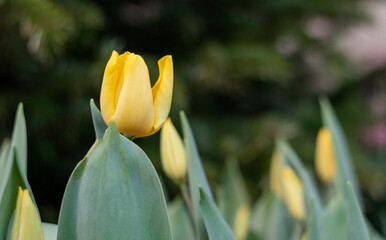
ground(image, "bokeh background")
xmin=0 ymin=0 xmax=385 ymax=233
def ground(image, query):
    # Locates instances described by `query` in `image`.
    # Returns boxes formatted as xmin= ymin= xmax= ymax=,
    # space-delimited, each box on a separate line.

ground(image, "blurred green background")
xmin=0 ymin=0 xmax=385 ymax=231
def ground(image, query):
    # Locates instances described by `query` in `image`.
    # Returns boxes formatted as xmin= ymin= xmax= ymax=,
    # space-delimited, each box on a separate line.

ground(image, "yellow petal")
xmin=139 ymin=55 xmax=173 ymax=137
xmin=269 ymin=149 xmax=283 ymax=199
xmin=10 ymin=187 xmax=44 ymax=240
xmin=281 ymin=167 xmax=305 ymax=221
xmin=315 ymin=127 xmax=337 ymax=183
xmin=100 ymin=51 xmax=119 ymax=125
xmin=233 ymin=205 xmax=250 ymax=240
xmin=160 ymin=118 xmax=187 ymax=183
xmin=114 ymin=53 xmax=154 ymax=136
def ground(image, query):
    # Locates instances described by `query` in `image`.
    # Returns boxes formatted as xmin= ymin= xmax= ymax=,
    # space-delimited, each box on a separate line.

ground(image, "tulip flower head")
xmin=281 ymin=167 xmax=305 ymax=221
xmin=269 ymin=149 xmax=284 ymax=199
xmin=10 ymin=187 xmax=44 ymax=240
xmin=100 ymin=51 xmax=173 ymax=138
xmin=160 ymin=118 xmax=187 ymax=183
xmin=315 ymin=127 xmax=337 ymax=183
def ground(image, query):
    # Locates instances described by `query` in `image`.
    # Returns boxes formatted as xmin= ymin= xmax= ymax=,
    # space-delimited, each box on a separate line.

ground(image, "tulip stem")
xmin=180 ymin=183 xmax=195 ymax=226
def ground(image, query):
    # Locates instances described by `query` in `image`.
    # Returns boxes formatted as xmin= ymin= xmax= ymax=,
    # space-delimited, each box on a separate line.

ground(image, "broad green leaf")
xmin=320 ymin=194 xmax=346 ymax=240
xmin=347 ymin=182 xmax=370 ymax=240
xmin=276 ymin=140 xmax=322 ymax=216
xmin=319 ymin=98 xmax=362 ymax=207
xmin=180 ymin=111 xmax=212 ymax=239
xmin=168 ymin=197 xmax=195 ymax=240
xmin=42 ymin=223 xmax=58 ymax=240
xmin=57 ymin=121 xmax=172 ymax=240
xmin=10 ymin=103 xmax=27 ymax=175
xmin=218 ymin=159 xmax=250 ymax=230
xmin=90 ymin=99 xmax=107 ymax=140
xmin=249 ymin=192 xmax=294 ymax=240
xmin=306 ymin=198 xmax=320 ymax=240
xmin=199 ymin=187 xmax=236 ymax=240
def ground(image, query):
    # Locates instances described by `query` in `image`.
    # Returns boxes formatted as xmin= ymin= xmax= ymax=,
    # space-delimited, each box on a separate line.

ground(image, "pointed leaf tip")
xmin=347 ymin=182 xmax=370 ymax=240
xmin=90 ymin=99 xmax=108 ymax=140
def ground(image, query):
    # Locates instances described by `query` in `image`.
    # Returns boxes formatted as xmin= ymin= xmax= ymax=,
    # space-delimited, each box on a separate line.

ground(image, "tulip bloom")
xmin=281 ymin=167 xmax=305 ymax=221
xmin=10 ymin=187 xmax=44 ymax=240
xmin=160 ymin=118 xmax=187 ymax=183
xmin=100 ymin=51 xmax=173 ymax=138
xmin=315 ymin=127 xmax=337 ymax=183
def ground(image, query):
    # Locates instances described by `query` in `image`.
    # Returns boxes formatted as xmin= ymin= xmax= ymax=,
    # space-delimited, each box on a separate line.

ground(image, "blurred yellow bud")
xmin=160 ymin=118 xmax=187 ymax=183
xmin=281 ymin=167 xmax=305 ymax=221
xmin=100 ymin=51 xmax=173 ymax=138
xmin=10 ymin=187 xmax=44 ymax=240
xmin=233 ymin=205 xmax=250 ymax=240
xmin=315 ymin=127 xmax=337 ymax=183
xmin=301 ymin=232 xmax=307 ymax=240
xmin=269 ymin=149 xmax=283 ymax=199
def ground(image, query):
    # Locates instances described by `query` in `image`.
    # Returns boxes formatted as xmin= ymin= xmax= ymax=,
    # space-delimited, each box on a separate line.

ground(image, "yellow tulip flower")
xmin=10 ymin=187 xmax=44 ymax=240
xmin=233 ymin=204 xmax=250 ymax=240
xmin=281 ymin=167 xmax=305 ymax=221
xmin=100 ymin=51 xmax=173 ymax=138
xmin=315 ymin=127 xmax=337 ymax=183
xmin=269 ymin=149 xmax=283 ymax=199
xmin=160 ymin=118 xmax=187 ymax=183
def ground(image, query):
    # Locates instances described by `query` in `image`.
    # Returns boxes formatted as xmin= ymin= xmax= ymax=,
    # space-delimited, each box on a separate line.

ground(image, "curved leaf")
xmin=57 ymin=121 xmax=172 ymax=240
xmin=199 ymin=187 xmax=236 ymax=240
xmin=90 ymin=99 xmax=108 ymax=140
xmin=168 ymin=197 xmax=195 ymax=240
xmin=218 ymin=159 xmax=250 ymax=229
xmin=180 ymin=111 xmax=212 ymax=239
xmin=11 ymin=103 xmax=27 ymax=175
xmin=347 ymin=182 xmax=370 ymax=240
xmin=319 ymin=98 xmax=362 ymax=207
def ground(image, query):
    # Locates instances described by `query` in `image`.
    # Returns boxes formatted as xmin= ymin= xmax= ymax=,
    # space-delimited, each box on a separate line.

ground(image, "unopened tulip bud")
xmin=269 ymin=149 xmax=284 ymax=198
xmin=315 ymin=127 xmax=337 ymax=183
xmin=10 ymin=187 xmax=44 ymax=240
xmin=234 ymin=205 xmax=250 ymax=240
xmin=100 ymin=51 xmax=173 ymax=138
xmin=281 ymin=167 xmax=305 ymax=221
xmin=160 ymin=118 xmax=187 ymax=183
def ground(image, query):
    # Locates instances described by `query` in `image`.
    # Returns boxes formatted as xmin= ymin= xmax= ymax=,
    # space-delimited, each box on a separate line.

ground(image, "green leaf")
xmin=168 ymin=197 xmax=195 ymax=240
xmin=276 ymin=140 xmax=322 ymax=215
xmin=319 ymin=98 xmax=362 ymax=207
xmin=320 ymin=194 xmax=346 ymax=240
xmin=306 ymin=198 xmax=320 ymax=240
xmin=0 ymin=139 xmax=11 ymax=181
xmin=42 ymin=223 xmax=58 ymax=240
xmin=199 ymin=187 xmax=236 ymax=240
xmin=218 ymin=159 xmax=250 ymax=229
xmin=263 ymin=193 xmax=294 ymax=240
xmin=347 ymin=182 xmax=370 ymax=240
xmin=11 ymin=103 xmax=27 ymax=175
xmin=90 ymin=99 xmax=107 ymax=140
xmin=57 ymin=121 xmax=172 ymax=240
xmin=180 ymin=111 xmax=213 ymax=239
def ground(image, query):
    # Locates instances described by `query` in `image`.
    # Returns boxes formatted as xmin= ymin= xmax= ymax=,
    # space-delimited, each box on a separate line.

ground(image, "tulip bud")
xmin=269 ymin=149 xmax=283 ymax=199
xmin=100 ymin=51 xmax=173 ymax=138
xmin=315 ymin=127 xmax=337 ymax=183
xmin=281 ymin=167 xmax=305 ymax=221
xmin=160 ymin=118 xmax=187 ymax=183
xmin=233 ymin=205 xmax=250 ymax=240
xmin=10 ymin=187 xmax=44 ymax=240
